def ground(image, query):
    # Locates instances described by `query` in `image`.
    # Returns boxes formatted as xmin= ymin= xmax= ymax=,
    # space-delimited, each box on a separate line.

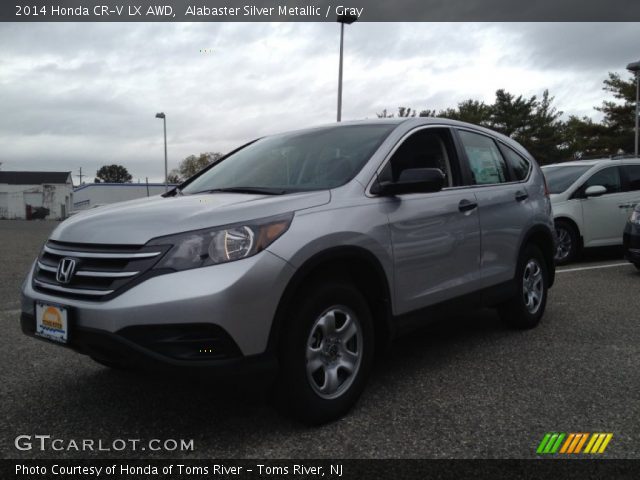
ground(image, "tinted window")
xmin=502 ymin=146 xmax=530 ymax=181
xmin=381 ymin=128 xmax=456 ymax=187
xmin=623 ymin=165 xmax=640 ymax=191
xmin=458 ymin=130 xmax=509 ymax=185
xmin=583 ymin=166 xmax=621 ymax=195
xmin=541 ymin=165 xmax=591 ymax=194
xmin=182 ymin=124 xmax=396 ymax=194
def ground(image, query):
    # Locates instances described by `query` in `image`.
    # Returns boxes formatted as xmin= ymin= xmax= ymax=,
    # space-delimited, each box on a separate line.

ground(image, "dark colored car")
xmin=623 ymin=204 xmax=640 ymax=270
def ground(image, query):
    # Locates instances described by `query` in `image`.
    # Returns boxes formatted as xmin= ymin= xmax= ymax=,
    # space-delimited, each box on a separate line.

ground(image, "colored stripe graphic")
xmin=538 ymin=433 xmax=613 ymax=455
xmin=537 ymin=433 xmax=565 ymax=454
xmin=584 ymin=433 xmax=613 ymax=454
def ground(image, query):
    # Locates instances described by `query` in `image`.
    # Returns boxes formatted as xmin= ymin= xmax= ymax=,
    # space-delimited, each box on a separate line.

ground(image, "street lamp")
xmin=336 ymin=13 xmax=358 ymax=122
xmin=155 ymin=112 xmax=168 ymax=191
xmin=627 ymin=61 xmax=640 ymax=158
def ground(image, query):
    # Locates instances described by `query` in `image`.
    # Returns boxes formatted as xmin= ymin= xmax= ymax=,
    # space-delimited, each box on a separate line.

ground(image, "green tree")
xmin=595 ymin=72 xmax=636 ymax=154
xmin=94 ymin=164 xmax=132 ymax=183
xmin=169 ymin=152 xmax=223 ymax=182
xmin=561 ymin=116 xmax=613 ymax=159
xmin=518 ymin=90 xmax=565 ymax=164
xmin=439 ymin=99 xmax=492 ymax=125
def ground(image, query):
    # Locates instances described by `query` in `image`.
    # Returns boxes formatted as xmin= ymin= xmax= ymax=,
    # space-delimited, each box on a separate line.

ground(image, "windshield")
xmin=542 ymin=165 xmax=592 ymax=194
xmin=182 ymin=124 xmax=397 ymax=195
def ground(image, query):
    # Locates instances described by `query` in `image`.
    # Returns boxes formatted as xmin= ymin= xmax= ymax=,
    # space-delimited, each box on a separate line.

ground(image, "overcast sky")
xmin=1 ymin=22 xmax=638 ymax=183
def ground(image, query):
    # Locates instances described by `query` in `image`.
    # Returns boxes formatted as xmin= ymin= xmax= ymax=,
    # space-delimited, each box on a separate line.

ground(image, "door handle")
xmin=458 ymin=199 xmax=478 ymax=212
xmin=619 ymin=204 xmax=631 ymax=209
xmin=515 ymin=190 xmax=529 ymax=201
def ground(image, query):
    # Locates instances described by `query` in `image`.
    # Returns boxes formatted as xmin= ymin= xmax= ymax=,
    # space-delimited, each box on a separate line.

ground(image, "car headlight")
xmin=149 ymin=213 xmax=293 ymax=271
xmin=630 ymin=209 xmax=640 ymax=225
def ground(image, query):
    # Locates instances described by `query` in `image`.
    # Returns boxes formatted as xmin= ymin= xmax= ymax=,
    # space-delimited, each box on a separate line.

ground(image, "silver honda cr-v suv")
xmin=21 ymin=118 xmax=556 ymax=424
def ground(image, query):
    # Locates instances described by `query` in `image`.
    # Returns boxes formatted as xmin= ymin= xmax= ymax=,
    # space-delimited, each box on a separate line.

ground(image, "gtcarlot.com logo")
xmin=536 ymin=432 xmax=613 ymax=455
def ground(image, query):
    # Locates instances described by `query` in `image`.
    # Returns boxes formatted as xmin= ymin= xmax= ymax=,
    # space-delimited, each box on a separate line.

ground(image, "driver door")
xmin=579 ymin=166 xmax=629 ymax=246
xmin=382 ymin=127 xmax=482 ymax=314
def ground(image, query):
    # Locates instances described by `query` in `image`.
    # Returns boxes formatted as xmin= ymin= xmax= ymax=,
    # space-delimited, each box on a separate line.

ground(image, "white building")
xmin=0 ymin=171 xmax=73 ymax=220
xmin=73 ymin=183 xmax=176 ymax=211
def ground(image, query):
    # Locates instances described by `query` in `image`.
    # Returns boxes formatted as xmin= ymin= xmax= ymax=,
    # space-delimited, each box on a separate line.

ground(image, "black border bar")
xmin=3 ymin=459 xmax=640 ymax=480
xmin=3 ymin=0 xmax=640 ymax=22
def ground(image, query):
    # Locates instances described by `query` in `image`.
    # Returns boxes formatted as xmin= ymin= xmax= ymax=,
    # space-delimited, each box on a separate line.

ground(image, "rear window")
xmin=623 ymin=165 xmax=640 ymax=191
xmin=458 ymin=130 xmax=509 ymax=185
xmin=502 ymin=146 xmax=531 ymax=181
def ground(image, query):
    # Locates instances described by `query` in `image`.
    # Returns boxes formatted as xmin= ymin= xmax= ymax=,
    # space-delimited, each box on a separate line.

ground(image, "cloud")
xmin=1 ymin=22 xmax=637 ymax=182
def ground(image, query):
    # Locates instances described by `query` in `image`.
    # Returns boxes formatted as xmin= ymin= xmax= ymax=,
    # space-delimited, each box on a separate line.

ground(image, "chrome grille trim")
xmin=33 ymin=279 xmax=114 ymax=296
xmin=36 ymin=262 xmax=139 ymax=278
xmin=33 ymin=241 xmax=168 ymax=300
xmin=75 ymin=270 xmax=140 ymax=278
xmin=43 ymin=245 xmax=161 ymax=259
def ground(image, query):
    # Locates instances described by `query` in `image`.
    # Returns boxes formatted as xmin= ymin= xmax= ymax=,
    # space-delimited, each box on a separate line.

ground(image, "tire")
xmin=274 ymin=278 xmax=374 ymax=425
xmin=554 ymin=220 xmax=579 ymax=265
xmin=634 ymin=263 xmax=640 ymax=271
xmin=498 ymin=244 xmax=549 ymax=330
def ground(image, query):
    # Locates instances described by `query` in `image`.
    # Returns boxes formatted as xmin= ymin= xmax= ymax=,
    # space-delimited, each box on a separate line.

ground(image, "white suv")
xmin=542 ymin=158 xmax=640 ymax=264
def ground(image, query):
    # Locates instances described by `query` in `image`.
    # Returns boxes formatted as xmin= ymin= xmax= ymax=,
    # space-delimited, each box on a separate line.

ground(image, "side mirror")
xmin=373 ymin=168 xmax=445 ymax=196
xmin=585 ymin=185 xmax=607 ymax=197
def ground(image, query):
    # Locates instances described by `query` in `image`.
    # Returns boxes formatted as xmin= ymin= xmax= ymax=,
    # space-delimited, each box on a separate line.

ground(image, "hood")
xmin=52 ymin=190 xmax=331 ymax=245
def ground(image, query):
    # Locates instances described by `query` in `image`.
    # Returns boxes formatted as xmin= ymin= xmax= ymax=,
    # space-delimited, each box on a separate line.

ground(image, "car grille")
xmin=33 ymin=240 xmax=169 ymax=300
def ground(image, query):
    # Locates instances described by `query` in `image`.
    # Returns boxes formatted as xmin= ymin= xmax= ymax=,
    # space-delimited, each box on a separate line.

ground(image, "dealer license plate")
xmin=35 ymin=303 xmax=68 ymax=344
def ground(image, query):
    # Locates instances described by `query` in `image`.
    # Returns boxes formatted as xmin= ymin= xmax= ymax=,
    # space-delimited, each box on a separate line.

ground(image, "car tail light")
xmin=543 ymin=174 xmax=550 ymax=197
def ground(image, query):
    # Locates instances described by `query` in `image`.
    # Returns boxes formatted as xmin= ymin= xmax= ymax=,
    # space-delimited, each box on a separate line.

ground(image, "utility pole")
xmin=336 ymin=13 xmax=358 ymax=122
xmin=76 ymin=167 xmax=85 ymax=186
xmin=627 ymin=61 xmax=640 ymax=157
xmin=155 ymin=112 xmax=168 ymax=191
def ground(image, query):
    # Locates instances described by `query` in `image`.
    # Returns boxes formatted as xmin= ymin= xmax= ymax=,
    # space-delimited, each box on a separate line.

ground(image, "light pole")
xmin=627 ymin=61 xmax=640 ymax=158
xmin=336 ymin=13 xmax=358 ymax=122
xmin=155 ymin=112 xmax=168 ymax=191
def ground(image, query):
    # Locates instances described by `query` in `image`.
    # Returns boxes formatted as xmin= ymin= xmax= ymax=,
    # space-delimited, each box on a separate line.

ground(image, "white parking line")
xmin=557 ymin=262 xmax=633 ymax=273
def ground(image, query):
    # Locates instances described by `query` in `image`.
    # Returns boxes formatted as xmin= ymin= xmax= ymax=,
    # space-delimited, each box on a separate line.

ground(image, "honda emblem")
xmin=56 ymin=257 xmax=77 ymax=284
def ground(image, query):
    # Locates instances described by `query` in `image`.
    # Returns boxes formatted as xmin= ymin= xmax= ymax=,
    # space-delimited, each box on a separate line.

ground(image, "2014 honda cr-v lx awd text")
xmin=21 ymin=118 xmax=556 ymax=424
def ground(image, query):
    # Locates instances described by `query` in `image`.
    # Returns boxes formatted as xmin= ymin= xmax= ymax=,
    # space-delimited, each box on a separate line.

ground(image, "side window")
xmin=582 ymin=166 xmax=621 ymax=195
xmin=501 ymin=145 xmax=531 ymax=181
xmin=623 ymin=165 xmax=640 ymax=191
xmin=457 ymin=130 xmax=509 ymax=185
xmin=381 ymin=128 xmax=457 ymax=187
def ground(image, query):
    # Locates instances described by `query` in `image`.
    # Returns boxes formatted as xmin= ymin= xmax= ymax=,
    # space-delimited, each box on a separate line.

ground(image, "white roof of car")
xmin=542 ymin=158 xmax=640 ymax=168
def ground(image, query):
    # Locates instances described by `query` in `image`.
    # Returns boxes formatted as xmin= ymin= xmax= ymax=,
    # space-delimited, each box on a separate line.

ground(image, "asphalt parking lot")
xmin=1 ymin=220 xmax=638 ymax=459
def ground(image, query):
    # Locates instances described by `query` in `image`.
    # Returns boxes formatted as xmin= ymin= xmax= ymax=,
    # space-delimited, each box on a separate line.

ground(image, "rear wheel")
xmin=499 ymin=244 xmax=549 ymax=329
xmin=274 ymin=278 xmax=374 ymax=424
xmin=554 ymin=220 xmax=579 ymax=265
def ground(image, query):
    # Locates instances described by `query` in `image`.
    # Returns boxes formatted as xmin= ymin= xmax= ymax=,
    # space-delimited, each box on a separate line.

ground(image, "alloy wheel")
xmin=306 ymin=306 xmax=363 ymax=400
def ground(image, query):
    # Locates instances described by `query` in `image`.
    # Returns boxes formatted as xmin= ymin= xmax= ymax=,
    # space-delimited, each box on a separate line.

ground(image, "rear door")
xmin=455 ymin=129 xmax=533 ymax=288
xmin=380 ymin=126 xmax=482 ymax=314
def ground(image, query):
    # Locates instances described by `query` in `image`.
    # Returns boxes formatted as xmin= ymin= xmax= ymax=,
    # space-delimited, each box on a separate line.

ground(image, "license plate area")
xmin=35 ymin=302 xmax=69 ymax=344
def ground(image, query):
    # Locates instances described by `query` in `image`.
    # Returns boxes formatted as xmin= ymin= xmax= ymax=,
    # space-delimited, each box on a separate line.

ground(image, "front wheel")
xmin=554 ymin=220 xmax=579 ymax=265
xmin=499 ymin=244 xmax=549 ymax=329
xmin=274 ymin=279 xmax=374 ymax=425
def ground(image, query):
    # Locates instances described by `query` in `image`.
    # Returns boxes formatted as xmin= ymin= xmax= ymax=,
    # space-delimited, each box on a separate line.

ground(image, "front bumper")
xmin=20 ymin=250 xmax=296 ymax=365
xmin=623 ymin=222 xmax=640 ymax=265
xmin=20 ymin=312 xmax=277 ymax=374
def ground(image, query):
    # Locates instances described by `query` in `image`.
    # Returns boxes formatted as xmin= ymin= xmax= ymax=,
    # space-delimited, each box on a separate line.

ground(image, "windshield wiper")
xmin=194 ymin=186 xmax=288 ymax=195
